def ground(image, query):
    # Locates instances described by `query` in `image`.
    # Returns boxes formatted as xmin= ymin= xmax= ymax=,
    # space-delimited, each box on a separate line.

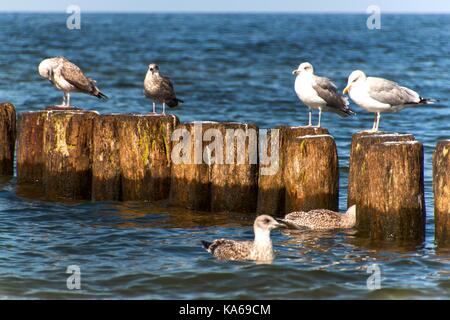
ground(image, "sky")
xmin=1 ymin=0 xmax=450 ymax=13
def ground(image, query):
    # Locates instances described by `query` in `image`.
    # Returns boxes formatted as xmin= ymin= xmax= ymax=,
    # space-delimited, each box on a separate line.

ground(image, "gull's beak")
xmin=274 ymin=219 xmax=287 ymax=229
xmin=292 ymin=69 xmax=299 ymax=75
xmin=343 ymin=84 xmax=351 ymax=94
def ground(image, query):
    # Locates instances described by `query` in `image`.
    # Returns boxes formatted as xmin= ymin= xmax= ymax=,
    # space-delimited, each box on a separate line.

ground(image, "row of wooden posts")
xmin=0 ymin=102 xmax=449 ymax=245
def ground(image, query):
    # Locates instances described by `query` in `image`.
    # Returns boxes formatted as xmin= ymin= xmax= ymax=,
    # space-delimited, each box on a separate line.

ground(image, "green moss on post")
xmin=284 ymin=132 xmax=339 ymax=213
xmin=358 ymin=141 xmax=425 ymax=242
xmin=43 ymin=110 xmax=98 ymax=200
xmin=257 ymin=126 xmax=329 ymax=216
xmin=92 ymin=114 xmax=179 ymax=201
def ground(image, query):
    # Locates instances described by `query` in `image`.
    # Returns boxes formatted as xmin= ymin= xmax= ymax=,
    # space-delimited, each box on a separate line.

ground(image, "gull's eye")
xmin=264 ymin=218 xmax=271 ymax=224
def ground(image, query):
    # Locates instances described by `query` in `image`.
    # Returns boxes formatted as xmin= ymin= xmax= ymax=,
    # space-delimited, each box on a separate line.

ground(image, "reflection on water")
xmin=1 ymin=13 xmax=450 ymax=299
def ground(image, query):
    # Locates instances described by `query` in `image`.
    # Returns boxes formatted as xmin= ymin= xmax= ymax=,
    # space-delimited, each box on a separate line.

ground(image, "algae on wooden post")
xmin=358 ymin=141 xmax=425 ymax=242
xmin=284 ymin=133 xmax=339 ymax=213
xmin=43 ymin=110 xmax=98 ymax=200
xmin=257 ymin=126 xmax=329 ymax=216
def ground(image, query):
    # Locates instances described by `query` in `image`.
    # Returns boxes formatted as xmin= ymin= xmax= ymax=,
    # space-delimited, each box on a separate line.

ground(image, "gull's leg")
xmin=317 ymin=108 xmax=322 ymax=128
xmin=152 ymin=102 xmax=156 ymax=114
xmin=370 ymin=113 xmax=377 ymax=132
xmin=162 ymin=102 xmax=166 ymax=115
xmin=61 ymin=92 xmax=67 ymax=106
xmin=308 ymin=108 xmax=312 ymax=127
xmin=66 ymin=92 xmax=71 ymax=107
xmin=375 ymin=112 xmax=381 ymax=131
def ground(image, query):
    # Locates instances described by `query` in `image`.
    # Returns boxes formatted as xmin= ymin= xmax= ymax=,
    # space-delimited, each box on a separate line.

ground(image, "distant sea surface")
xmin=0 ymin=13 xmax=449 ymax=299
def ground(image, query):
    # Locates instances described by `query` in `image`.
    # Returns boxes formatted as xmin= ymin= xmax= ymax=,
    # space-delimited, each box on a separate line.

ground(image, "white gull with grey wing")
xmin=293 ymin=62 xmax=355 ymax=127
xmin=343 ymin=70 xmax=435 ymax=131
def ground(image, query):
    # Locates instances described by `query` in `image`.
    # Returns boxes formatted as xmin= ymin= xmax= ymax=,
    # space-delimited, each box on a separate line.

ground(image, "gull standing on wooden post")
xmin=201 ymin=215 xmax=285 ymax=262
xmin=144 ymin=63 xmax=183 ymax=115
xmin=343 ymin=70 xmax=435 ymax=132
xmin=38 ymin=56 xmax=108 ymax=108
xmin=293 ymin=62 xmax=355 ymax=127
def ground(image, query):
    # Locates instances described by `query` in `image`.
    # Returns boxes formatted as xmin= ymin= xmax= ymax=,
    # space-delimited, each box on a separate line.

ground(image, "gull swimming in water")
xmin=292 ymin=62 xmax=355 ymax=127
xmin=343 ymin=70 xmax=435 ymax=132
xmin=38 ymin=56 xmax=108 ymax=107
xmin=277 ymin=205 xmax=356 ymax=230
xmin=201 ymin=215 xmax=284 ymax=262
xmin=144 ymin=63 xmax=183 ymax=115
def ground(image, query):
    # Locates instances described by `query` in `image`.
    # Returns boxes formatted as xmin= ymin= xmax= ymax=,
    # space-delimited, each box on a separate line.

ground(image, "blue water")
xmin=0 ymin=13 xmax=450 ymax=299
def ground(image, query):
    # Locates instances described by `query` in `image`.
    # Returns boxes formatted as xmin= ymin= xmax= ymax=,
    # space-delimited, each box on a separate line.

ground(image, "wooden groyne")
xmin=3 ymin=103 xmax=449 ymax=245
xmin=0 ymin=102 xmax=16 ymax=175
xmin=348 ymin=132 xmax=425 ymax=242
xmin=433 ymin=140 xmax=450 ymax=246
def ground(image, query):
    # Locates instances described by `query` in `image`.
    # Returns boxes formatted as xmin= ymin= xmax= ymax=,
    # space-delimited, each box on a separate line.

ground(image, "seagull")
xmin=277 ymin=205 xmax=356 ymax=230
xmin=292 ymin=62 xmax=355 ymax=127
xmin=343 ymin=70 xmax=435 ymax=132
xmin=201 ymin=215 xmax=284 ymax=262
xmin=38 ymin=56 xmax=108 ymax=107
xmin=144 ymin=63 xmax=183 ymax=115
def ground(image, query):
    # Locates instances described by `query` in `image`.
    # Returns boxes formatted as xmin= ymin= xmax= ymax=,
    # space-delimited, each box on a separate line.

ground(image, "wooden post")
xmin=348 ymin=132 xmax=416 ymax=234
xmin=92 ymin=114 xmax=179 ymax=201
xmin=284 ymin=133 xmax=339 ymax=213
xmin=210 ymin=122 xmax=259 ymax=213
xmin=0 ymin=102 xmax=16 ymax=175
xmin=357 ymin=141 xmax=425 ymax=241
xmin=170 ymin=121 xmax=260 ymax=213
xmin=17 ymin=111 xmax=49 ymax=183
xmin=43 ymin=110 xmax=98 ymax=200
xmin=169 ymin=121 xmax=214 ymax=211
xmin=433 ymin=140 xmax=450 ymax=246
xmin=257 ymin=126 xmax=329 ymax=215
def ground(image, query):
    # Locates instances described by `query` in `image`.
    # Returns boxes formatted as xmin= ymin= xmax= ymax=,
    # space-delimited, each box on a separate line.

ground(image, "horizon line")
xmin=1 ymin=10 xmax=450 ymax=14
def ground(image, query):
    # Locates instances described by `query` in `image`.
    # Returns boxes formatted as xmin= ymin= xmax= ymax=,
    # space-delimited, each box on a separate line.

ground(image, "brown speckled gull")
xmin=38 ymin=56 xmax=108 ymax=107
xmin=279 ymin=205 xmax=356 ymax=230
xmin=144 ymin=63 xmax=183 ymax=114
xmin=201 ymin=215 xmax=284 ymax=262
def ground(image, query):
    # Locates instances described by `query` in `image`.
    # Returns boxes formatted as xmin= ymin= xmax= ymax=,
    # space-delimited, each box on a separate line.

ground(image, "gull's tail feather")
xmin=95 ymin=91 xmax=109 ymax=101
xmin=201 ymin=240 xmax=212 ymax=252
xmin=167 ymin=98 xmax=183 ymax=108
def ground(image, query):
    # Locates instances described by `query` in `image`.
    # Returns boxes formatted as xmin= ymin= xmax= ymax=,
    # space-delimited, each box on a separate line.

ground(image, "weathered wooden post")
xmin=348 ymin=132 xmax=416 ymax=235
xmin=0 ymin=102 xmax=16 ymax=175
xmin=257 ymin=126 xmax=329 ymax=215
xmin=284 ymin=132 xmax=339 ymax=213
xmin=92 ymin=114 xmax=179 ymax=201
xmin=170 ymin=121 xmax=260 ymax=213
xmin=357 ymin=140 xmax=425 ymax=241
xmin=169 ymin=121 xmax=214 ymax=211
xmin=210 ymin=122 xmax=259 ymax=213
xmin=17 ymin=111 xmax=49 ymax=183
xmin=43 ymin=110 xmax=98 ymax=200
xmin=433 ymin=140 xmax=450 ymax=246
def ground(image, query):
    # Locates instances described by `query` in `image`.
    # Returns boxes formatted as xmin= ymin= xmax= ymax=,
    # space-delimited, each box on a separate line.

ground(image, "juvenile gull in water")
xmin=292 ymin=62 xmax=355 ymax=127
xmin=201 ymin=215 xmax=284 ymax=262
xmin=343 ymin=70 xmax=435 ymax=131
xmin=144 ymin=63 xmax=183 ymax=115
xmin=38 ymin=56 xmax=108 ymax=107
xmin=277 ymin=205 xmax=356 ymax=230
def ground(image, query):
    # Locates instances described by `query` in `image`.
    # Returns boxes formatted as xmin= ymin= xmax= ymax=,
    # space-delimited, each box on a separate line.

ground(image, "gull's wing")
xmin=203 ymin=239 xmax=252 ymax=260
xmin=60 ymin=59 xmax=98 ymax=95
xmin=284 ymin=209 xmax=343 ymax=229
xmin=366 ymin=77 xmax=421 ymax=106
xmin=313 ymin=75 xmax=355 ymax=117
